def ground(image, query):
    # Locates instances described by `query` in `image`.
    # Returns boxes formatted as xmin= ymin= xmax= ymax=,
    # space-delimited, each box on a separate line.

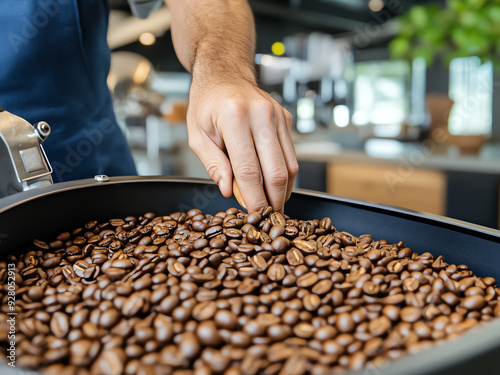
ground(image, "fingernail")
xmin=232 ymin=178 xmax=247 ymax=210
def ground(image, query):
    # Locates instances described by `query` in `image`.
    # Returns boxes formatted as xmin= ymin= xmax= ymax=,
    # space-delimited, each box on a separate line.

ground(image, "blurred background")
xmin=106 ymin=0 xmax=500 ymax=230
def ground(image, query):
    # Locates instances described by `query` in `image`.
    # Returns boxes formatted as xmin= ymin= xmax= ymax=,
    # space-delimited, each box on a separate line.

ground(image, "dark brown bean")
xmin=50 ymin=312 xmax=69 ymax=338
xmin=267 ymin=263 xmax=285 ymax=282
xmin=6 ymin=206 xmax=499 ymax=375
xmin=460 ymin=295 xmax=486 ymax=311
xmin=214 ymin=309 xmax=238 ymax=330
xmin=192 ymin=301 xmax=217 ymax=321
xmin=400 ymin=306 xmax=422 ymax=323
xmin=297 ymin=272 xmax=319 ymax=288
xmin=196 ymin=320 xmax=221 ymax=347
xmin=336 ymin=313 xmax=355 ymax=333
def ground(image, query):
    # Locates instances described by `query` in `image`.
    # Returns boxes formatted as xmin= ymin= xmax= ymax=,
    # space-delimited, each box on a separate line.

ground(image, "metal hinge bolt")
xmin=94 ymin=174 xmax=110 ymax=182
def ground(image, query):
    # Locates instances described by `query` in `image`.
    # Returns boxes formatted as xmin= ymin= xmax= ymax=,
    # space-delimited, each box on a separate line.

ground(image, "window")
xmin=448 ymin=57 xmax=493 ymax=135
xmin=349 ymin=60 xmax=413 ymax=137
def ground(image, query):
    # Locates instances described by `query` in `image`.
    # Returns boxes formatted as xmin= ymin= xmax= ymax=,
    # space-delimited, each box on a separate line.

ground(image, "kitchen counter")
xmin=292 ymin=129 xmax=500 ymax=229
xmin=292 ymin=130 xmax=500 ymax=174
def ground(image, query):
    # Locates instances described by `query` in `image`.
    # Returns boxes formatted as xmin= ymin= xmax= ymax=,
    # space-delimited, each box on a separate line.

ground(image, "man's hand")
xmin=187 ymin=80 xmax=298 ymax=213
xmin=165 ymin=0 xmax=298 ymax=212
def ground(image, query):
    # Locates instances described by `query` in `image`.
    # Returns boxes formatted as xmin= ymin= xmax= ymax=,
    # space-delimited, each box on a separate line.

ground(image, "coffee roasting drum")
xmin=1 ymin=109 xmax=500 ymax=374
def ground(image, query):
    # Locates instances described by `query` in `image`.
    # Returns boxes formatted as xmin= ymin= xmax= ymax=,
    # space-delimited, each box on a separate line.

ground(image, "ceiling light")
xmin=368 ymin=0 xmax=384 ymax=12
xmin=271 ymin=42 xmax=285 ymax=56
xmin=139 ymin=32 xmax=156 ymax=46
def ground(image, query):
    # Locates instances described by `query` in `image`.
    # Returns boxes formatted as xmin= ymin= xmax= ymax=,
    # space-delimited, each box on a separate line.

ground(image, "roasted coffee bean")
xmin=271 ymin=237 xmax=290 ymax=253
xmin=50 ymin=312 xmax=69 ymax=338
xmin=196 ymin=320 xmax=221 ymax=347
xmin=192 ymin=301 xmax=217 ymax=321
xmin=4 ymin=207 xmax=499 ymax=375
xmin=369 ymin=316 xmax=391 ymax=337
xmin=312 ymin=279 xmax=333 ymax=295
xmin=28 ymin=285 xmax=44 ymax=301
xmin=168 ymin=261 xmax=186 ymax=276
xmin=214 ymin=309 xmax=238 ymax=330
xmin=282 ymin=247 xmax=303 ymax=268
xmin=336 ymin=313 xmax=355 ymax=333
xmin=33 ymin=239 xmax=49 ymax=250
xmin=460 ymin=295 xmax=486 ymax=311
xmin=250 ymin=254 xmax=268 ymax=272
xmin=303 ymin=294 xmax=321 ymax=312
xmin=267 ymin=263 xmax=285 ymax=282
xmin=297 ymin=272 xmax=318 ymax=288
xmin=400 ymin=306 xmax=422 ymax=323
xmin=122 ymin=293 xmax=144 ymax=317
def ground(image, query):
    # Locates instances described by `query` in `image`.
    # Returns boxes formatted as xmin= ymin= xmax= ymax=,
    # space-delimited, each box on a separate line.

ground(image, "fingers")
xmin=220 ymin=105 xmax=269 ymax=212
xmin=187 ymin=129 xmax=233 ymax=197
xmin=278 ymin=108 xmax=298 ymax=201
xmin=188 ymin=87 xmax=298 ymax=213
xmin=251 ymin=101 xmax=288 ymax=212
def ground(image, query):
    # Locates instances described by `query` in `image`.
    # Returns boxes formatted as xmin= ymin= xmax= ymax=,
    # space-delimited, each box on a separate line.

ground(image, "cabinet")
xmin=327 ymin=162 xmax=446 ymax=215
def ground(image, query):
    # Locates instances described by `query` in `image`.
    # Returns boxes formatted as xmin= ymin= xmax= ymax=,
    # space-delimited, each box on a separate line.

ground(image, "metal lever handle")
xmin=0 ymin=109 xmax=53 ymax=198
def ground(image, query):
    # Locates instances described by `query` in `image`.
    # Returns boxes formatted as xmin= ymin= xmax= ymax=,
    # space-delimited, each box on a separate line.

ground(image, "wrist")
xmin=190 ymin=40 xmax=257 ymax=89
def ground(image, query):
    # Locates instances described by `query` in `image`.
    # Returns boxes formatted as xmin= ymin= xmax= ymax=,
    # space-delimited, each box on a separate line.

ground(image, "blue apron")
xmin=0 ymin=0 xmax=137 ymax=182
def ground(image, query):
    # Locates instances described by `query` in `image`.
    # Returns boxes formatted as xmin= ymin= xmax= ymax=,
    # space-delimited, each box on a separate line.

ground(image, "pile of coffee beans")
xmin=0 ymin=207 xmax=499 ymax=375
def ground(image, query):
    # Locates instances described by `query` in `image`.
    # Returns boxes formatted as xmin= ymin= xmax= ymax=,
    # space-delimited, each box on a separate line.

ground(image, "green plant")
xmin=389 ymin=0 xmax=500 ymax=70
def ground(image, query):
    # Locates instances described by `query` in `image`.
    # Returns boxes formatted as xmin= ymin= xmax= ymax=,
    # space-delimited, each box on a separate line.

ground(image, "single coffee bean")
xmin=122 ymin=293 xmax=144 ymax=317
xmin=303 ymin=294 xmax=321 ymax=312
xmin=312 ymin=279 xmax=333 ymax=295
xmin=168 ymin=261 xmax=186 ymax=276
xmin=336 ymin=313 xmax=355 ymax=333
xmin=267 ymin=324 xmax=292 ymax=341
xmin=362 ymin=281 xmax=380 ymax=295
xmin=214 ymin=309 xmax=238 ymax=330
xmin=28 ymin=286 xmax=44 ymax=301
xmin=460 ymin=295 xmax=486 ymax=311
xmin=267 ymin=263 xmax=285 ymax=282
xmin=99 ymin=309 xmax=121 ymax=329
xmin=294 ymin=322 xmax=315 ymax=339
xmin=196 ymin=320 xmax=221 ymax=347
xmin=400 ymin=306 xmax=422 ymax=323
xmin=50 ymin=312 xmax=69 ymax=338
xmin=297 ymin=272 xmax=319 ymax=288
xmin=179 ymin=332 xmax=200 ymax=359
xmin=368 ymin=316 xmax=391 ymax=337
xmin=192 ymin=301 xmax=217 ymax=321
xmin=250 ymin=254 xmax=268 ymax=272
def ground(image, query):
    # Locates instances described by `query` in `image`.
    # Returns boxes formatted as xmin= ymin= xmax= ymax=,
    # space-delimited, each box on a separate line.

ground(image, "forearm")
xmin=164 ymin=0 xmax=257 ymax=86
xmin=164 ymin=0 xmax=297 ymax=213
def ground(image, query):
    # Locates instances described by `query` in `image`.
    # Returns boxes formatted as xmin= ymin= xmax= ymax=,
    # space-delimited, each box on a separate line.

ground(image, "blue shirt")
xmin=0 ymin=0 xmax=137 ymax=182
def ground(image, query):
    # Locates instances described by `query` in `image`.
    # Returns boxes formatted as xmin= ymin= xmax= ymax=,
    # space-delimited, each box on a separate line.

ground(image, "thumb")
xmin=190 ymin=138 xmax=233 ymax=197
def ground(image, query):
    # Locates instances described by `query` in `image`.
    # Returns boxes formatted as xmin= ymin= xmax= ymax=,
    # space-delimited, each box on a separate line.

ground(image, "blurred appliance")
xmin=128 ymin=0 xmax=163 ymax=19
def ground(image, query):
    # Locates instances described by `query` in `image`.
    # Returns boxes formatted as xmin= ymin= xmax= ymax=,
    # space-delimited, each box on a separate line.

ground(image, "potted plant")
xmin=389 ymin=0 xmax=500 ymax=153
xmin=390 ymin=0 xmax=500 ymax=68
